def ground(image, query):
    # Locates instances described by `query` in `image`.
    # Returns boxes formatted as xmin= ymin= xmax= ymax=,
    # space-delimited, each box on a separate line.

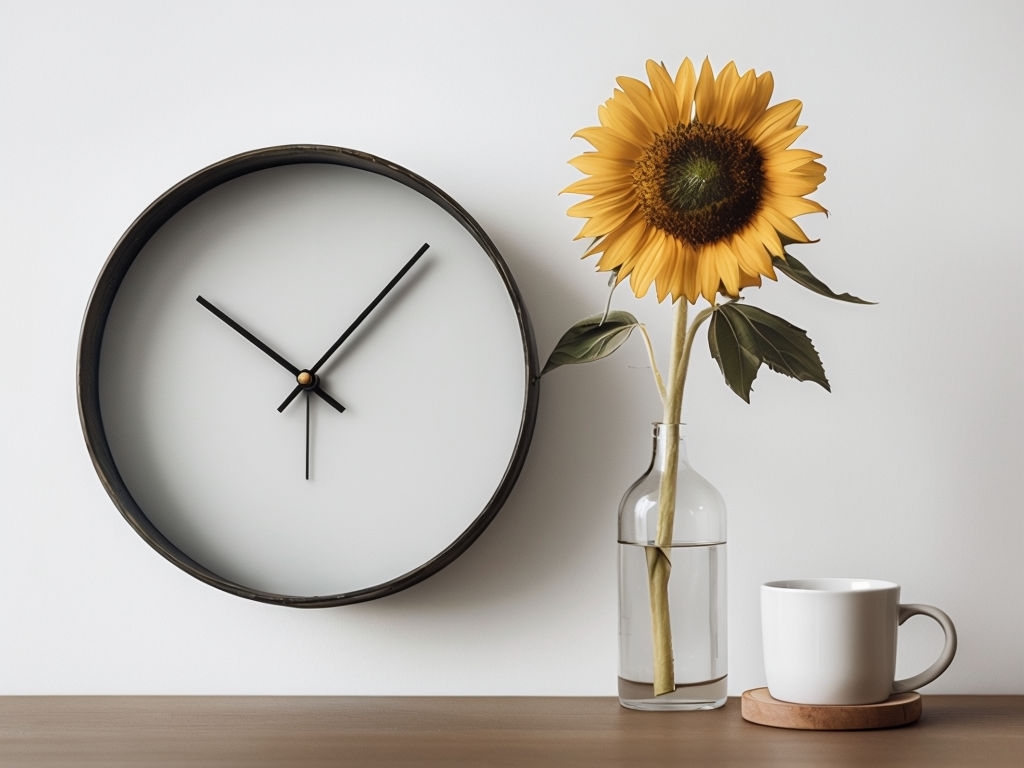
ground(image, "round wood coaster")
xmin=740 ymin=687 xmax=922 ymax=730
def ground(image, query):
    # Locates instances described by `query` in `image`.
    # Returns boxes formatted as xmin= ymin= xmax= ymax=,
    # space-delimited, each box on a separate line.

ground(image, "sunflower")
xmin=564 ymin=58 xmax=827 ymax=304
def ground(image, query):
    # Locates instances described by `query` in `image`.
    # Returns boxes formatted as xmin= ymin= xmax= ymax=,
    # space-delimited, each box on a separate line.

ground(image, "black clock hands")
xmin=196 ymin=296 xmax=346 ymax=415
xmin=198 ymin=243 xmax=428 ymax=480
xmin=276 ymin=242 xmax=430 ymax=413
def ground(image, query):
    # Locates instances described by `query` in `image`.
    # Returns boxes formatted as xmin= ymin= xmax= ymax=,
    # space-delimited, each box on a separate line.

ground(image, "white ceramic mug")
xmin=761 ymin=578 xmax=957 ymax=705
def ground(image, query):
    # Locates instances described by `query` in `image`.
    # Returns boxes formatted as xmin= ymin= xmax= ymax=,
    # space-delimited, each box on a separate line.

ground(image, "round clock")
xmin=78 ymin=144 xmax=540 ymax=607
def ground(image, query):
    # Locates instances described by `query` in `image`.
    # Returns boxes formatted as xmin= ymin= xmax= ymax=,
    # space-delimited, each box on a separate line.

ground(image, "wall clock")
xmin=78 ymin=144 xmax=540 ymax=607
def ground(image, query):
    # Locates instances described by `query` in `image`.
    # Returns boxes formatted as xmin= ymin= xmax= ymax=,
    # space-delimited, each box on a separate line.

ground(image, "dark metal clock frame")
xmin=77 ymin=144 xmax=541 ymax=607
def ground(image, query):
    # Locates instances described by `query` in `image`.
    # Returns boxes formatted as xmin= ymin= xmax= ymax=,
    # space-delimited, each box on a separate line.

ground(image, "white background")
xmin=2 ymin=0 xmax=1021 ymax=695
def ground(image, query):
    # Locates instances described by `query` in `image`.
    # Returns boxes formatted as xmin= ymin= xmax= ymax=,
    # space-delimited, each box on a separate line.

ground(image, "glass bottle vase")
xmin=617 ymin=422 xmax=727 ymax=710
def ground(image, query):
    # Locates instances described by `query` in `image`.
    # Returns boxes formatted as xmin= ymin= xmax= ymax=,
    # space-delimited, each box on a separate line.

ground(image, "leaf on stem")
xmin=708 ymin=303 xmax=830 ymax=402
xmin=542 ymin=310 xmax=639 ymax=375
xmin=773 ymin=252 xmax=874 ymax=304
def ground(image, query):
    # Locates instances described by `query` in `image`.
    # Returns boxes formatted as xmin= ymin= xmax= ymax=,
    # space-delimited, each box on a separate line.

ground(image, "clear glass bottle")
xmin=618 ymin=422 xmax=727 ymax=710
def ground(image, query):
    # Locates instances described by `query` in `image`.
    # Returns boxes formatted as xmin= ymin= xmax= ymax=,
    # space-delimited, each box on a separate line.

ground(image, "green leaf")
xmin=542 ymin=310 xmax=639 ymax=375
xmin=708 ymin=303 xmax=830 ymax=402
xmin=772 ymin=252 xmax=874 ymax=304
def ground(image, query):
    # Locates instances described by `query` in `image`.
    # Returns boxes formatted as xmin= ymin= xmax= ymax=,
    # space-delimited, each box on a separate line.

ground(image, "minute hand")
xmin=277 ymin=242 xmax=430 ymax=413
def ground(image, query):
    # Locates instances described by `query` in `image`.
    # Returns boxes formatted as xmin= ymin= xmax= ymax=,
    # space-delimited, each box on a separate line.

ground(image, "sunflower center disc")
xmin=633 ymin=121 xmax=765 ymax=245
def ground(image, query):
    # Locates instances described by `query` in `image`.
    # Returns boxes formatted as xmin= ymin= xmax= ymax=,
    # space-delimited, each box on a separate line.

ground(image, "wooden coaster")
xmin=740 ymin=687 xmax=922 ymax=730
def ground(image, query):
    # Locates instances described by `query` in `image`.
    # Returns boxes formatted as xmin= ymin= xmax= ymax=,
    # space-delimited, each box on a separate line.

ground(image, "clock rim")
xmin=77 ymin=144 xmax=541 ymax=608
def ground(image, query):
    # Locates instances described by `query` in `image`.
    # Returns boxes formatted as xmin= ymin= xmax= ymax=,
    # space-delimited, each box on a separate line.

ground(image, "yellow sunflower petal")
xmin=571 ymin=219 xmax=607 ymax=239
xmin=566 ymin=193 xmax=636 ymax=226
xmin=645 ymin=60 xmax=682 ymax=126
xmin=629 ymin=228 xmax=667 ymax=299
xmin=693 ymin=57 xmax=718 ymax=124
xmin=649 ymin=230 xmax=679 ymax=298
xmin=651 ymin=234 xmax=685 ymax=302
xmin=567 ymin=152 xmax=634 ymax=177
xmin=627 ymin=231 xmax=669 ymax=299
xmin=722 ymin=66 xmax=762 ymax=134
xmin=572 ymin=126 xmax=643 ymax=158
xmin=750 ymin=99 xmax=803 ymax=142
xmin=733 ymin=227 xmax=772 ymax=277
xmin=764 ymin=148 xmax=825 ymax=172
xmin=754 ymin=123 xmax=807 ymax=154
xmin=701 ymin=241 xmax=740 ymax=300
xmin=751 ymin=214 xmax=785 ymax=257
xmin=735 ymin=269 xmax=766 ymax=293
xmin=704 ymin=60 xmax=740 ymax=127
xmin=766 ymin=174 xmax=825 ymax=198
xmin=765 ymin=193 xmax=828 ymax=218
xmin=566 ymin=188 xmax=638 ymax=233
xmin=704 ymin=60 xmax=770 ymax=135
xmin=561 ymin=176 xmax=623 ymax=196
xmin=760 ymin=205 xmax=812 ymax=242
xmin=566 ymin=194 xmax=635 ymax=225
xmin=673 ymin=58 xmax=698 ymax=122
xmin=679 ymin=240 xmax=701 ymax=303
xmin=616 ymin=75 xmax=668 ymax=135
xmin=750 ymin=70 xmax=776 ymax=121
xmin=600 ymin=89 xmax=656 ymax=146
xmin=790 ymin=160 xmax=827 ymax=184
xmin=592 ymin=215 xmax=648 ymax=264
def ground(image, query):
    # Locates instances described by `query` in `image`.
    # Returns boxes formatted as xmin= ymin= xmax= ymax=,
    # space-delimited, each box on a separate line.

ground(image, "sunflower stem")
xmin=647 ymin=300 xmax=717 ymax=697
xmin=647 ymin=299 xmax=689 ymax=696
xmin=664 ymin=299 xmax=689 ymax=425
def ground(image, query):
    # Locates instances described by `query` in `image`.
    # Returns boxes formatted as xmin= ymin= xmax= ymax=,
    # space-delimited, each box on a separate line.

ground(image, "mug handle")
xmin=892 ymin=603 xmax=957 ymax=693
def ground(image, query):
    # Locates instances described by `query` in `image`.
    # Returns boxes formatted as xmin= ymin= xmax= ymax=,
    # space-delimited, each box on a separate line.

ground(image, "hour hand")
xmin=196 ymin=296 xmax=346 ymax=414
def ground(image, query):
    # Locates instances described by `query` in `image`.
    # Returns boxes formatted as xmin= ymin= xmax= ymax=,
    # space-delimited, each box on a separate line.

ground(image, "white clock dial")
xmin=79 ymin=146 xmax=539 ymax=605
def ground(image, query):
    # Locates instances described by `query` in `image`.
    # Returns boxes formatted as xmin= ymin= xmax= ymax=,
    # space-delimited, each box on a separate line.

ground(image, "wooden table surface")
xmin=1 ymin=695 xmax=1021 ymax=767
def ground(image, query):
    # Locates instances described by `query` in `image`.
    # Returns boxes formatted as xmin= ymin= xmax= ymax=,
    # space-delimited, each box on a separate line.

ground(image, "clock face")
xmin=78 ymin=146 xmax=540 ymax=606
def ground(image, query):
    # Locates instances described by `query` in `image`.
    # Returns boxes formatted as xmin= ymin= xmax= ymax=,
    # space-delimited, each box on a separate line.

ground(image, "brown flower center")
xmin=633 ymin=122 xmax=764 ymax=245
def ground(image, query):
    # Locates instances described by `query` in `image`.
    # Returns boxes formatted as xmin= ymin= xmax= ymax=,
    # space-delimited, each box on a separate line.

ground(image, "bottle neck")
xmin=651 ymin=422 xmax=688 ymax=471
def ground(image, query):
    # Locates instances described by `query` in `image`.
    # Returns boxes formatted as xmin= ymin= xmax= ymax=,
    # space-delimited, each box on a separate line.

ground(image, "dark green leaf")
xmin=773 ymin=252 xmax=874 ymax=304
xmin=707 ymin=307 xmax=761 ymax=403
xmin=542 ymin=310 xmax=639 ymax=375
xmin=708 ymin=303 xmax=830 ymax=402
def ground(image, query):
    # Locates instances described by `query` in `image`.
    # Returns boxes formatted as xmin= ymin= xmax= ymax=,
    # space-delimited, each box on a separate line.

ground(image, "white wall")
xmin=3 ymin=0 xmax=1021 ymax=695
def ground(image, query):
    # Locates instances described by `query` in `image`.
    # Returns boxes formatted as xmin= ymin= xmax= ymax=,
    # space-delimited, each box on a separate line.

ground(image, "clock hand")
xmin=277 ymin=242 xmax=430 ymax=413
xmin=197 ymin=296 xmax=300 ymax=374
xmin=302 ymin=374 xmax=345 ymax=413
xmin=305 ymin=391 xmax=312 ymax=480
xmin=295 ymin=370 xmax=329 ymax=481
xmin=197 ymin=296 xmax=346 ymax=415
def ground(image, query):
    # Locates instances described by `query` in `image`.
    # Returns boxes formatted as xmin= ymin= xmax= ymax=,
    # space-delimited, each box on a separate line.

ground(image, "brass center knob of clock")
xmin=297 ymin=371 xmax=314 ymax=387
